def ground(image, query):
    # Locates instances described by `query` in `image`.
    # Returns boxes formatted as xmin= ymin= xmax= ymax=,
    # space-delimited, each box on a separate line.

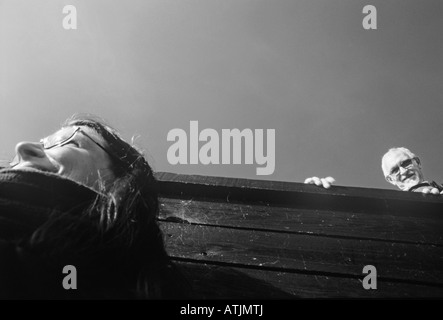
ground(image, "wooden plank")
xmin=159 ymin=197 xmax=443 ymax=245
xmin=155 ymin=172 xmax=443 ymax=217
xmin=161 ymin=222 xmax=443 ymax=286
xmin=155 ymin=172 xmax=434 ymax=200
xmin=156 ymin=172 xmax=443 ymax=298
xmin=175 ymin=261 xmax=443 ymax=299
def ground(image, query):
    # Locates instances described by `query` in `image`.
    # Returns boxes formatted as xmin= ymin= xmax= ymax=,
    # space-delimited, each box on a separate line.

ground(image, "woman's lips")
xmin=11 ymin=162 xmax=58 ymax=173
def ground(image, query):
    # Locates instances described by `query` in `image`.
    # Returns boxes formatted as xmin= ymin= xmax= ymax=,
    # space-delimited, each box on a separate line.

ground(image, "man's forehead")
xmin=385 ymin=150 xmax=409 ymax=161
xmin=382 ymin=150 xmax=410 ymax=172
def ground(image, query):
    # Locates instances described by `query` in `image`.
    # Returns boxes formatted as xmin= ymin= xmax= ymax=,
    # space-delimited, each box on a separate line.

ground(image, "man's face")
xmin=382 ymin=150 xmax=424 ymax=191
xmin=11 ymin=126 xmax=115 ymax=190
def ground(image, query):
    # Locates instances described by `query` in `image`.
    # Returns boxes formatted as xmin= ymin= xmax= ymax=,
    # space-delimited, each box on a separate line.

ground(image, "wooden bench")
xmin=155 ymin=172 xmax=443 ymax=298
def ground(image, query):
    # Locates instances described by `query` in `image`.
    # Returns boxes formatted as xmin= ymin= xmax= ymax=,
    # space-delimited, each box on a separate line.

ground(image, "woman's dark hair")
xmin=27 ymin=114 xmax=189 ymax=299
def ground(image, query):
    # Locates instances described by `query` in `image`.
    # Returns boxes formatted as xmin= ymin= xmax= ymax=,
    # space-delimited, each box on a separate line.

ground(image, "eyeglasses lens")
xmin=42 ymin=127 xmax=78 ymax=149
xmin=390 ymin=158 xmax=414 ymax=179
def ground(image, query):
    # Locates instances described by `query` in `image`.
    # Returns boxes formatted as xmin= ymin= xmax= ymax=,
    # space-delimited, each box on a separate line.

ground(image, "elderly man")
xmin=305 ymin=147 xmax=443 ymax=195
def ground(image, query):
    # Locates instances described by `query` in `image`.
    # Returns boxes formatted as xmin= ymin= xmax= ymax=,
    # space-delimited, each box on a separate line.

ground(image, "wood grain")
xmin=155 ymin=172 xmax=443 ymax=298
xmin=175 ymin=261 xmax=443 ymax=299
xmin=159 ymin=197 xmax=443 ymax=245
xmin=161 ymin=222 xmax=443 ymax=286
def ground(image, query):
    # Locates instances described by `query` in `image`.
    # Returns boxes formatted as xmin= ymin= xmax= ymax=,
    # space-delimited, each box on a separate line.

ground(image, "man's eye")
xmin=65 ymin=141 xmax=79 ymax=147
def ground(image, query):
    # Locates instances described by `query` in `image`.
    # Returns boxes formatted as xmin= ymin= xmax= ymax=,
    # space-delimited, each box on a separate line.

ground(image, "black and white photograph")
xmin=0 ymin=0 xmax=442 ymax=306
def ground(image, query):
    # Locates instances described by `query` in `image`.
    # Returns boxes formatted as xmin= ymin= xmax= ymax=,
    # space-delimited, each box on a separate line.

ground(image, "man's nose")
xmin=399 ymin=166 xmax=408 ymax=174
xmin=15 ymin=141 xmax=46 ymax=162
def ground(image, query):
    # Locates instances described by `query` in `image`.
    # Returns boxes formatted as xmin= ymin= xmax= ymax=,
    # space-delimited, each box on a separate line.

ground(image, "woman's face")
xmin=11 ymin=126 xmax=115 ymax=190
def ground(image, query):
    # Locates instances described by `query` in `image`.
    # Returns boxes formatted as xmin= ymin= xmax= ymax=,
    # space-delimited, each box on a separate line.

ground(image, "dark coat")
xmin=0 ymin=169 xmax=189 ymax=299
xmin=408 ymin=180 xmax=443 ymax=192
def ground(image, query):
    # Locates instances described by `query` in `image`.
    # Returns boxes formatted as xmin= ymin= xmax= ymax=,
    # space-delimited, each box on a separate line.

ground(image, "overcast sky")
xmin=0 ymin=0 xmax=442 ymax=190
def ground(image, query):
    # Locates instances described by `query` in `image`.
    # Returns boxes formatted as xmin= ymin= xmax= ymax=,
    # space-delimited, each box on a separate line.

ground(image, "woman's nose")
xmin=14 ymin=141 xmax=46 ymax=163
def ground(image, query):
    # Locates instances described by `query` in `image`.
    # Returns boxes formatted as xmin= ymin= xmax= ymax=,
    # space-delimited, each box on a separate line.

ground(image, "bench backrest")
xmin=156 ymin=172 xmax=443 ymax=298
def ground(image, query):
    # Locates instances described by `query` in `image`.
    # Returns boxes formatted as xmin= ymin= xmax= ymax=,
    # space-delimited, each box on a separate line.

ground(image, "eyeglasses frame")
xmin=385 ymin=157 xmax=419 ymax=182
xmin=10 ymin=126 xmax=121 ymax=167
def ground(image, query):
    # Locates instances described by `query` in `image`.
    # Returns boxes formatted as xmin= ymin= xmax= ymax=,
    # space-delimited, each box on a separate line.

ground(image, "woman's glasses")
xmin=9 ymin=126 xmax=120 ymax=167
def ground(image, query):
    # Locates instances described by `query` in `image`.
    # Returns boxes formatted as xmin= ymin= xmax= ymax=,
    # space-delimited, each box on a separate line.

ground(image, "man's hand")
xmin=304 ymin=176 xmax=336 ymax=189
xmin=421 ymin=187 xmax=443 ymax=195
